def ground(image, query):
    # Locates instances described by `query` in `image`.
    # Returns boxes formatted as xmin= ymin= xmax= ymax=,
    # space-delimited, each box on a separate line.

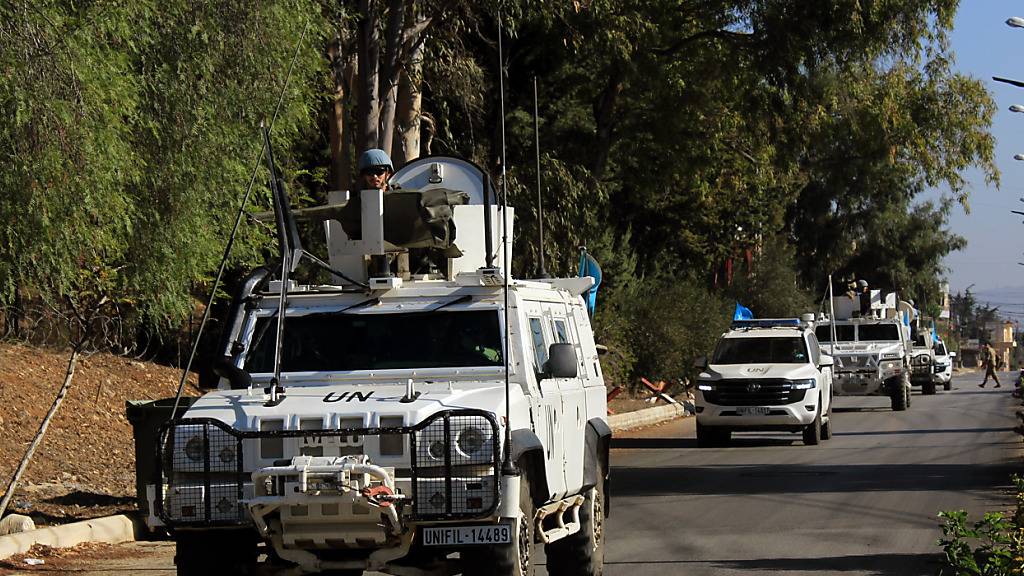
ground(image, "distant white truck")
xmin=695 ymin=316 xmax=834 ymax=447
xmin=816 ymin=291 xmax=913 ymax=411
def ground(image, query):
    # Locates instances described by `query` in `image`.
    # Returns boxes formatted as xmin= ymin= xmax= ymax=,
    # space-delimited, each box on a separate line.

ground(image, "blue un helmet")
xmin=357 ymin=148 xmax=393 ymax=173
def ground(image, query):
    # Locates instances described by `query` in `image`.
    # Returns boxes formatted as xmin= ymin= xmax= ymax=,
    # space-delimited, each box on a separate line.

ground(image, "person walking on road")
xmin=979 ymin=343 xmax=1001 ymax=388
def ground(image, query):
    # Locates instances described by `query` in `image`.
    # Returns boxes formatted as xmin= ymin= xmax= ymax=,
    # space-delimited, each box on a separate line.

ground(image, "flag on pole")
xmin=578 ymin=249 xmax=602 ymax=317
xmin=733 ymin=302 xmax=754 ymax=321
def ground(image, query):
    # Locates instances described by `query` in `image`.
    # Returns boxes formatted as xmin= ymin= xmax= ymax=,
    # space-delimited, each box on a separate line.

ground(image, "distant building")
xmin=984 ymin=320 xmax=1016 ymax=369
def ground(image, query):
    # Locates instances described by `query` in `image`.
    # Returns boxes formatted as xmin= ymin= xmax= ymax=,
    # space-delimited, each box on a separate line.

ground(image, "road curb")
xmin=0 ymin=514 xmax=139 ymax=561
xmin=609 ymin=401 xmax=693 ymax=432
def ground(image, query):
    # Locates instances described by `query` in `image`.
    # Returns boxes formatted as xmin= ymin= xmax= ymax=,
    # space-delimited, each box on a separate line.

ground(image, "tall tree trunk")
xmin=592 ymin=68 xmax=624 ymax=180
xmin=327 ymin=36 xmax=350 ymax=192
xmin=393 ymin=29 xmax=423 ymax=166
xmin=378 ymin=0 xmax=407 ymax=158
xmin=357 ymin=0 xmax=381 ymax=152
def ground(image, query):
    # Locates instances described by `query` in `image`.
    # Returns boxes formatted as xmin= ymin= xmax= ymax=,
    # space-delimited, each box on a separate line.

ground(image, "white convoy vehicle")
xmin=909 ymin=329 xmax=938 ymax=395
xmin=141 ymin=156 xmax=610 ymax=576
xmin=816 ymin=293 xmax=913 ymax=411
xmin=695 ymin=316 xmax=834 ymax=447
xmin=932 ymin=341 xmax=955 ymax=391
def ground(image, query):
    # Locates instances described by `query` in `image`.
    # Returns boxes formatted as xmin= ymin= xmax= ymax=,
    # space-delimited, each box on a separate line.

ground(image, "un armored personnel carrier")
xmin=141 ymin=156 xmax=610 ymax=576
xmin=816 ymin=291 xmax=913 ymax=411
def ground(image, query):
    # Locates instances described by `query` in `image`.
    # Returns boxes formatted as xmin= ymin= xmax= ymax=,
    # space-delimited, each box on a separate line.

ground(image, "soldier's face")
xmin=361 ymin=166 xmax=391 ymax=190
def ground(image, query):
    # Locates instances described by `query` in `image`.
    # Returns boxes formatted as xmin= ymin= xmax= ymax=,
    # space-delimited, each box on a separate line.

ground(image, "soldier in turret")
xmin=357 ymin=148 xmax=394 ymax=192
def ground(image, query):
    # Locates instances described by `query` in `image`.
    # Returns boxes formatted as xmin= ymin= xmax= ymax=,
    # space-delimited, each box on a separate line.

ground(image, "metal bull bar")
xmin=154 ymin=409 xmax=501 ymax=528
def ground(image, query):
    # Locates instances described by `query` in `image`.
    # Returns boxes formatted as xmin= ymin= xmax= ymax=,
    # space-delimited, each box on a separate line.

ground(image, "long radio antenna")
xmin=170 ymin=20 xmax=310 ymax=417
xmin=534 ymin=76 xmax=547 ymax=278
xmin=498 ymin=11 xmax=515 ymax=475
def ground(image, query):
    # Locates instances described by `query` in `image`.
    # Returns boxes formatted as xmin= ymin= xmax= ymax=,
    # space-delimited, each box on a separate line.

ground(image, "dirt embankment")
xmin=0 ymin=343 xmax=200 ymax=525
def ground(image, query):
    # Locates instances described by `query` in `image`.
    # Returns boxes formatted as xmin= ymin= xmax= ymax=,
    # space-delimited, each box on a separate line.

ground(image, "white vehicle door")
xmin=808 ymin=333 xmax=832 ymax=413
xmin=523 ymin=305 xmax=567 ymax=499
xmin=545 ymin=302 xmax=586 ymax=493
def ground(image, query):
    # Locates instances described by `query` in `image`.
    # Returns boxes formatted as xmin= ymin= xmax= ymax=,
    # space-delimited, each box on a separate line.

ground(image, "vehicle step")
xmin=534 ymin=494 xmax=585 ymax=544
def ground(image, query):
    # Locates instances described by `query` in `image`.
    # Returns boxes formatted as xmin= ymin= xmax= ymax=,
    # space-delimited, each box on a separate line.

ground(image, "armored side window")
xmin=553 ymin=319 xmax=569 ymax=344
xmin=529 ymin=317 xmax=548 ymax=370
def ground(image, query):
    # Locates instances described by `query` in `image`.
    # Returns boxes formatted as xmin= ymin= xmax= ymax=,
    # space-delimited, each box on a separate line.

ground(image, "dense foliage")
xmin=0 ymin=1 xmax=997 ymax=387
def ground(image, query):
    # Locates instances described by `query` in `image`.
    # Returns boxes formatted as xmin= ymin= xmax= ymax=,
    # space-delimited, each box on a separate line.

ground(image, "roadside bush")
xmin=624 ymin=276 xmax=731 ymax=394
xmin=938 ymin=475 xmax=1024 ymax=575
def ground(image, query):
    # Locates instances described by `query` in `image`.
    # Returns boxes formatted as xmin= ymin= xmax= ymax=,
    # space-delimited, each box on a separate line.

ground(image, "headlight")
xmin=456 ymin=427 xmax=487 ymax=457
xmin=428 ymin=440 xmax=447 ymax=460
xmin=697 ymin=383 xmax=715 ymax=391
xmin=184 ymin=436 xmax=205 ymax=462
xmin=792 ymin=378 xmax=817 ymax=390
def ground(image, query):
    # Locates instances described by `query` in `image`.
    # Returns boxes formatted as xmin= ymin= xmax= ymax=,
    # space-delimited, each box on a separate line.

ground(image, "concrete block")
xmin=608 ymin=402 xmax=689 ymax=432
xmin=0 ymin=514 xmax=138 ymax=561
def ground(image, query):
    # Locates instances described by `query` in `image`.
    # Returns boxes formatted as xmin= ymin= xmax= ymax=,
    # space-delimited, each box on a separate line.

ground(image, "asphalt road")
xmin=598 ymin=371 xmax=1022 ymax=576
xmin=13 ymin=371 xmax=1021 ymax=575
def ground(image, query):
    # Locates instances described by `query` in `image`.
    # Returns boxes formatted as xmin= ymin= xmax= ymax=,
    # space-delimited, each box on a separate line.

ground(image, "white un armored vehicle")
xmin=695 ymin=315 xmax=834 ymax=447
xmin=141 ymin=156 xmax=610 ymax=576
xmin=816 ymin=292 xmax=913 ymax=411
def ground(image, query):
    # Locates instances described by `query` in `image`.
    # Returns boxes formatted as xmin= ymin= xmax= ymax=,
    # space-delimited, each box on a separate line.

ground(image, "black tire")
xmin=944 ymin=380 xmax=952 ymax=391
xmin=546 ymin=463 xmax=606 ymax=576
xmin=462 ymin=470 xmax=536 ymax=576
xmin=820 ymin=395 xmax=833 ymax=441
xmin=923 ymin=381 xmax=936 ymax=395
xmin=696 ymin=421 xmax=714 ymax=448
xmin=802 ymin=408 xmax=822 ymax=445
xmin=175 ymin=530 xmax=258 ymax=576
xmin=891 ymin=385 xmax=908 ymax=411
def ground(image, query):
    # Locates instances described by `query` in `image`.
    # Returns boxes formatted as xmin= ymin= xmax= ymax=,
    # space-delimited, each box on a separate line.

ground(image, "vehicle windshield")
xmin=815 ymin=325 xmax=855 ymax=342
xmin=712 ymin=336 xmax=809 ymax=364
xmin=935 ymin=343 xmax=948 ymax=356
xmin=858 ymin=324 xmax=900 ymax=342
xmin=244 ymin=310 xmax=504 ymax=372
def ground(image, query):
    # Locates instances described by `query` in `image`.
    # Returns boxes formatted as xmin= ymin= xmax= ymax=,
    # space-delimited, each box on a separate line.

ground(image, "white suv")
xmin=933 ymin=341 xmax=955 ymax=391
xmin=696 ymin=317 xmax=834 ymax=447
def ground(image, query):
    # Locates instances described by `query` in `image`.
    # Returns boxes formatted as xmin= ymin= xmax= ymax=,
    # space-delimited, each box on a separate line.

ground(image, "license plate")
xmin=422 ymin=525 xmax=512 ymax=546
xmin=736 ymin=406 xmax=770 ymax=416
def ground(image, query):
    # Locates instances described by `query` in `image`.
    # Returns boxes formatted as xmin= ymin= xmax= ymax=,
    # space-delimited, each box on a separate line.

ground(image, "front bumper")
xmin=696 ymin=390 xmax=816 ymax=429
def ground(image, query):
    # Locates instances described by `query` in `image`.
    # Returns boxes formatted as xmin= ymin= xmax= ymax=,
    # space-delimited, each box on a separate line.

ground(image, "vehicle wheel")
xmin=696 ymin=421 xmax=714 ymax=448
xmin=546 ymin=461 xmax=605 ymax=576
xmin=944 ymin=380 xmax=952 ymax=391
xmin=462 ymin=468 xmax=536 ymax=576
xmin=802 ymin=408 xmax=821 ymax=445
xmin=891 ymin=386 xmax=908 ymax=411
xmin=175 ymin=531 xmax=258 ymax=576
xmin=820 ymin=396 xmax=832 ymax=441
xmin=923 ymin=381 xmax=936 ymax=395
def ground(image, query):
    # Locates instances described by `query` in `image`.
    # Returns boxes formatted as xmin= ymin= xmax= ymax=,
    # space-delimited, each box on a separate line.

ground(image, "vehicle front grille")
xmin=155 ymin=410 xmax=499 ymax=527
xmin=703 ymin=379 xmax=805 ymax=406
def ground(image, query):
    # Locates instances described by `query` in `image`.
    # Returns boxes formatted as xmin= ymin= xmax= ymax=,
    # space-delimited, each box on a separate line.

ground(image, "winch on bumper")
xmin=153 ymin=410 xmax=500 ymax=571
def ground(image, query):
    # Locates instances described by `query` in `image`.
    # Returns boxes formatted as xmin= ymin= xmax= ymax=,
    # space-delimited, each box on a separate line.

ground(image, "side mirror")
xmin=212 ymin=356 xmax=252 ymax=390
xmin=595 ymin=344 xmax=609 ymax=356
xmin=693 ymin=356 xmax=708 ymax=370
xmin=950 ymin=352 xmax=957 ymax=358
xmin=542 ymin=343 xmax=578 ymax=379
xmin=819 ymin=354 xmax=834 ymax=368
